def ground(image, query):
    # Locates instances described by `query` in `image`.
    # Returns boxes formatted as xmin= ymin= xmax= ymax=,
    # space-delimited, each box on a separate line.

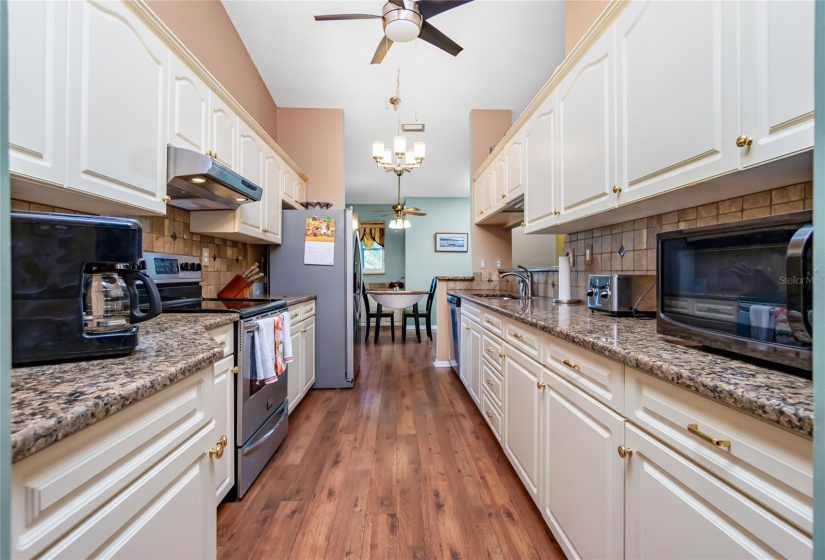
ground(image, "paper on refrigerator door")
xmin=304 ymin=218 xmax=336 ymax=265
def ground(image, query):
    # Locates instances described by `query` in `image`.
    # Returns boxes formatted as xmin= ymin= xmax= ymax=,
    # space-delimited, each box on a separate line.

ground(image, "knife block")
xmin=218 ymin=275 xmax=252 ymax=299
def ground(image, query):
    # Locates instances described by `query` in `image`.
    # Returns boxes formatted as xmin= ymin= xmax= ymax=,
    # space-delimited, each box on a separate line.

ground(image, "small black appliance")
xmin=11 ymin=211 xmax=161 ymax=366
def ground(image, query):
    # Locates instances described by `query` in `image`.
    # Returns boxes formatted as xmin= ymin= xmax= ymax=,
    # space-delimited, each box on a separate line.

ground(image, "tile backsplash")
xmin=561 ymin=181 xmax=813 ymax=300
xmin=10 ymin=199 xmax=266 ymax=297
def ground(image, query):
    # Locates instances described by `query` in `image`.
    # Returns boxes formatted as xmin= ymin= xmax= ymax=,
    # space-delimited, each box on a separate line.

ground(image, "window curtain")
xmin=360 ymin=221 xmax=385 ymax=249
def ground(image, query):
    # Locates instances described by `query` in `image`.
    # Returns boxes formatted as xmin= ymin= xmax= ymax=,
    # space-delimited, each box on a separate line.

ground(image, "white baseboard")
xmin=433 ymin=360 xmax=452 ymax=368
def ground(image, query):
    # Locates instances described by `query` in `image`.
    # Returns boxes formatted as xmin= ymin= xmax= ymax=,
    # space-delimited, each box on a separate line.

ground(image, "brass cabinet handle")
xmin=511 ymin=332 xmax=524 ymax=340
xmin=486 ymin=379 xmax=495 ymax=387
xmin=231 ymin=366 xmax=239 ymax=374
xmin=485 ymin=319 xmax=496 ymax=325
xmin=301 ymin=328 xmax=308 ymax=334
xmin=478 ymin=210 xmax=484 ymax=215
xmin=486 ymin=347 xmax=494 ymax=353
xmin=499 ymin=352 xmax=505 ymax=359
xmin=162 ymin=195 xmax=171 ymax=202
xmin=562 ymin=359 xmax=581 ymax=371
xmin=617 ymin=445 xmax=633 ymax=459
xmin=262 ymin=228 xmax=269 ymax=233
xmin=220 ymin=340 xmax=226 ymax=346
xmin=553 ymin=209 xmax=560 ymax=216
xmin=612 ymin=185 xmax=622 ymax=194
xmin=735 ymin=135 xmax=754 ymax=148
xmin=485 ymin=411 xmax=493 ymax=419
xmin=465 ymin=325 xmax=472 ymax=331
xmin=536 ymin=381 xmax=547 ymax=390
xmin=687 ymin=424 xmax=731 ymax=448
xmin=501 ymin=193 xmax=506 ymax=199
xmin=209 ymin=435 xmax=228 ymax=459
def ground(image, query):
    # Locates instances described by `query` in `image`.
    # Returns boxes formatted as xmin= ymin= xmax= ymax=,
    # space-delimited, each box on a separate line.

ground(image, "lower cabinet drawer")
xmin=504 ymin=320 xmax=540 ymax=361
xmin=208 ymin=323 xmax=235 ymax=357
xmin=481 ymin=310 xmax=504 ymax=337
xmin=625 ymin=367 xmax=813 ymax=535
xmin=481 ymin=360 xmax=503 ymax=406
xmin=481 ymin=331 xmax=503 ymax=371
xmin=287 ymin=305 xmax=301 ymax=323
xmin=481 ymin=390 xmax=503 ymax=442
xmin=301 ymin=300 xmax=315 ymax=319
xmin=462 ymin=302 xmax=481 ymax=323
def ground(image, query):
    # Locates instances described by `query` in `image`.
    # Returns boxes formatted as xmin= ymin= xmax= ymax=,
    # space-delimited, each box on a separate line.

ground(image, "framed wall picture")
xmin=434 ymin=232 xmax=468 ymax=252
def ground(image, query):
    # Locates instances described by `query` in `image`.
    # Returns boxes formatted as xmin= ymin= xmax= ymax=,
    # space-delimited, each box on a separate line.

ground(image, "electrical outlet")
xmin=202 ymin=247 xmax=210 ymax=267
xmin=480 ymin=258 xmax=486 ymax=269
xmin=585 ymin=244 xmax=593 ymax=265
xmin=496 ymin=258 xmax=502 ymax=269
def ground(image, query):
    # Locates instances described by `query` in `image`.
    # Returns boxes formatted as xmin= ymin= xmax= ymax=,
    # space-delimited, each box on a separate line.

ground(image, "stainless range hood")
xmin=166 ymin=146 xmax=263 ymax=211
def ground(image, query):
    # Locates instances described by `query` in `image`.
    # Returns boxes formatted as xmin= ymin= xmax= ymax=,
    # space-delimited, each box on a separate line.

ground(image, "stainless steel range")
xmin=142 ymin=252 xmax=289 ymax=499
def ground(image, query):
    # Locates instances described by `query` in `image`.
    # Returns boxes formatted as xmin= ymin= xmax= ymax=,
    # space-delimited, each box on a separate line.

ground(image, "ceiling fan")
xmin=374 ymin=175 xmax=426 ymax=228
xmin=314 ymin=0 xmax=473 ymax=64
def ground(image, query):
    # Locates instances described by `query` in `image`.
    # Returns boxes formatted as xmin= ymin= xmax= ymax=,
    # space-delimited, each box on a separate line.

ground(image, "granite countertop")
xmin=436 ymin=276 xmax=475 ymax=281
xmin=10 ymin=313 xmax=237 ymax=463
xmin=449 ymin=290 xmax=813 ymax=438
xmin=270 ymin=294 xmax=316 ymax=306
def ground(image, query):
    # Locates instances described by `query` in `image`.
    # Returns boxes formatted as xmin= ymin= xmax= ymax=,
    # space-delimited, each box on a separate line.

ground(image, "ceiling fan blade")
xmin=380 ymin=213 xmax=395 ymax=217
xmin=403 ymin=207 xmax=420 ymax=212
xmin=314 ymin=14 xmax=381 ymax=21
xmin=404 ymin=211 xmax=426 ymax=216
xmin=371 ymin=36 xmax=394 ymax=64
xmin=418 ymin=21 xmax=463 ymax=57
xmin=417 ymin=0 xmax=473 ymax=20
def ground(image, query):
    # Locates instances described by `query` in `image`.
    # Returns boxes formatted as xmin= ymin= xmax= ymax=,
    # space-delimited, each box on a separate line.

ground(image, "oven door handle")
xmin=243 ymin=409 xmax=286 ymax=454
xmin=786 ymin=223 xmax=813 ymax=343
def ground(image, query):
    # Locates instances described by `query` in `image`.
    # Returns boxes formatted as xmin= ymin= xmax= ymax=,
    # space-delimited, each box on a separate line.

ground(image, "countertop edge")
xmin=272 ymin=294 xmax=316 ymax=306
xmin=449 ymin=291 xmax=813 ymax=438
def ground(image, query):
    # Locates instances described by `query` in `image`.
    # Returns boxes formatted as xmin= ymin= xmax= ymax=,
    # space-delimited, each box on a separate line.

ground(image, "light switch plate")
xmin=480 ymin=258 xmax=486 ymax=269
xmin=202 ymin=247 xmax=210 ymax=267
xmin=496 ymin=258 xmax=502 ymax=269
xmin=585 ymin=244 xmax=593 ymax=265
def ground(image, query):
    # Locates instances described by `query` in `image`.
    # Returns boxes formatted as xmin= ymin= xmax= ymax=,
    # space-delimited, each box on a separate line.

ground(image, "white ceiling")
xmin=222 ymin=0 xmax=566 ymax=204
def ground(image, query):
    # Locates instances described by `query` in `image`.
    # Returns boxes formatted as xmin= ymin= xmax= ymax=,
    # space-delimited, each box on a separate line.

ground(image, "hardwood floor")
xmin=217 ymin=331 xmax=565 ymax=559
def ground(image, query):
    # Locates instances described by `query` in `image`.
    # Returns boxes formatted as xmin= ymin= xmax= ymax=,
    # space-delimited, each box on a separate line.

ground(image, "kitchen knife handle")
xmin=121 ymin=269 xmax=161 ymax=324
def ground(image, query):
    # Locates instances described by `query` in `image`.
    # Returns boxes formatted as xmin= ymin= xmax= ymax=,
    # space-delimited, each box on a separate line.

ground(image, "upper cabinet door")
xmin=615 ymin=0 xmax=739 ymax=206
xmin=504 ymin=133 xmax=524 ymax=200
xmin=8 ymin=0 xmax=67 ymax=186
xmin=168 ymin=56 xmax=209 ymax=154
xmin=493 ymin=155 xmax=507 ymax=204
xmin=523 ymin=93 xmax=558 ymax=233
xmin=557 ymin=28 xmax=617 ymax=222
xmin=66 ymin=0 xmax=168 ymax=213
xmin=236 ymin=120 xmax=265 ymax=236
xmin=208 ymin=93 xmax=237 ymax=171
xmin=282 ymin=166 xmax=296 ymax=204
xmin=262 ymin=148 xmax=283 ymax=243
xmin=740 ymin=0 xmax=814 ymax=167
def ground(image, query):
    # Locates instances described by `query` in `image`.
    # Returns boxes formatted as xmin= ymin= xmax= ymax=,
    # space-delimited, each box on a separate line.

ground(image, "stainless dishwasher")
xmin=447 ymin=295 xmax=461 ymax=374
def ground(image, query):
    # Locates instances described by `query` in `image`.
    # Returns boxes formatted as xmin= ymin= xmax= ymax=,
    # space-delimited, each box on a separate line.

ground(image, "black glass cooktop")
xmin=162 ymin=297 xmax=287 ymax=319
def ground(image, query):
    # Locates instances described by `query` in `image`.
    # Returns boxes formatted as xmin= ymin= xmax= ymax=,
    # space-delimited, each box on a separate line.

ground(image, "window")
xmin=360 ymin=221 xmax=386 ymax=275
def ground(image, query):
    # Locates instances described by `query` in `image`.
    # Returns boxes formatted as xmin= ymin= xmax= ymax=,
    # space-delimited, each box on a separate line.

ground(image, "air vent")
xmin=402 ymin=123 xmax=425 ymax=132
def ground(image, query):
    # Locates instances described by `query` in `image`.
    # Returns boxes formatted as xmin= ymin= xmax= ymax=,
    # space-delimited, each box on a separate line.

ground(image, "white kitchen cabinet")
xmin=296 ymin=178 xmax=307 ymax=206
xmin=541 ymin=368 xmax=624 ymax=560
xmin=615 ymin=0 xmax=740 ymax=206
xmin=740 ymin=0 xmax=815 ymax=167
xmin=261 ymin=147 xmax=283 ymax=243
xmin=213 ymin=355 xmax=235 ymax=502
xmin=236 ymin=120 xmax=266 ymax=234
xmin=282 ymin=167 xmax=297 ymax=207
xmin=65 ymin=0 xmax=169 ymax=214
xmin=287 ymin=304 xmax=317 ymax=414
xmin=208 ymin=92 xmax=238 ymax=171
xmin=493 ymin=156 xmax=507 ymax=205
xmin=502 ymin=345 xmax=542 ymax=505
xmin=523 ymin=93 xmax=559 ymax=233
xmin=557 ymin=27 xmax=617 ymax=222
xmin=8 ymin=0 xmax=67 ymax=187
xmin=12 ymin=366 xmax=220 ymax=559
xmin=168 ymin=55 xmax=209 ymax=154
xmin=625 ymin=424 xmax=811 ymax=559
xmin=459 ymin=313 xmax=482 ymax=404
xmin=504 ymin=133 xmax=524 ymax=202
xmin=473 ymin=168 xmax=495 ymax=223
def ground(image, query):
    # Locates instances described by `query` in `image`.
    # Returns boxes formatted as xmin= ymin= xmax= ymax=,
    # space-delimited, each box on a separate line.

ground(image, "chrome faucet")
xmin=500 ymin=265 xmax=533 ymax=298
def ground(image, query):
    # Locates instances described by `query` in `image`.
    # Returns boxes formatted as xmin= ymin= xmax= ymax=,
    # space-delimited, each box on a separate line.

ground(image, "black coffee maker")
xmin=11 ymin=211 xmax=162 ymax=366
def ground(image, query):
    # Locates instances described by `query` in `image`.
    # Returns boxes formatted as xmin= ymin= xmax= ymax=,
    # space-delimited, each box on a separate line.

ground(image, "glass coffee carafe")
xmin=83 ymin=268 xmax=161 ymax=334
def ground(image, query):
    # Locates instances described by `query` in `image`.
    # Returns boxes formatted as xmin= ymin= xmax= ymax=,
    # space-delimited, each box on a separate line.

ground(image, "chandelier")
xmin=372 ymin=67 xmax=425 ymax=176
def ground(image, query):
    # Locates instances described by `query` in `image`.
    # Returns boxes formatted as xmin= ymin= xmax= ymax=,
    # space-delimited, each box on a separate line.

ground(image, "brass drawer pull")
xmin=301 ymin=328 xmax=308 ymax=334
xmin=465 ymin=325 xmax=472 ymax=331
xmin=486 ymin=347 xmax=495 ymax=353
xmin=687 ymin=424 xmax=731 ymax=448
xmin=499 ymin=352 xmax=505 ymax=359
xmin=485 ymin=318 xmax=496 ymax=325
xmin=485 ymin=379 xmax=494 ymax=387
xmin=511 ymin=332 xmax=524 ymax=340
xmin=231 ymin=366 xmax=239 ymax=374
xmin=485 ymin=411 xmax=493 ymax=419
xmin=536 ymin=382 xmax=547 ymax=390
xmin=562 ymin=359 xmax=581 ymax=371
xmin=617 ymin=445 xmax=633 ymax=459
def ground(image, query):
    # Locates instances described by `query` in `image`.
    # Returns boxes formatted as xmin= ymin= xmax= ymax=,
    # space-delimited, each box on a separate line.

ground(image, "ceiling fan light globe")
xmin=402 ymin=218 xmax=412 ymax=229
xmin=385 ymin=19 xmax=420 ymax=42
xmin=389 ymin=217 xmax=403 ymax=229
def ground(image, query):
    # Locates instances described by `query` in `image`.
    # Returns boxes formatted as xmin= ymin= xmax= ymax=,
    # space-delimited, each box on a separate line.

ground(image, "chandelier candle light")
xmin=372 ymin=137 xmax=425 ymax=175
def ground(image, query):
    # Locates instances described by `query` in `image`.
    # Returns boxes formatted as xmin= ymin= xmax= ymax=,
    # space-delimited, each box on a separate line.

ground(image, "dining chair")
xmin=402 ymin=278 xmax=437 ymax=342
xmin=362 ymin=290 xmax=395 ymax=342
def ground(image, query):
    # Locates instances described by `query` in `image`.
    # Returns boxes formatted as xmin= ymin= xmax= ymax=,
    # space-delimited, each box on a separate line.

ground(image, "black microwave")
xmin=657 ymin=211 xmax=812 ymax=372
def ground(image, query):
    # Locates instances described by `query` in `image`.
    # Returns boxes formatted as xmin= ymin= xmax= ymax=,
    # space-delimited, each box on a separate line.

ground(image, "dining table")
xmin=366 ymin=289 xmax=428 ymax=343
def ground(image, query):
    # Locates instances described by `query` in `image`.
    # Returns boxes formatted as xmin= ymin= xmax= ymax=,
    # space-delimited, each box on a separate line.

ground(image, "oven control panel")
xmin=143 ymin=252 xmax=203 ymax=283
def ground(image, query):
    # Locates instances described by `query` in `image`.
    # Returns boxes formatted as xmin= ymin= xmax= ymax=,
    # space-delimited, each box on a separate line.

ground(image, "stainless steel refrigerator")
xmin=268 ymin=208 xmax=362 ymax=388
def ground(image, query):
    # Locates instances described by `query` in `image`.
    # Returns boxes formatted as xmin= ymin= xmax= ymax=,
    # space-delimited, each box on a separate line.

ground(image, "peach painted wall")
xmin=470 ymin=109 xmax=514 ymax=273
xmin=145 ymin=0 xmax=279 ymax=140
xmin=565 ymin=0 xmax=610 ymax=54
xmin=276 ymin=108 xmax=345 ymax=208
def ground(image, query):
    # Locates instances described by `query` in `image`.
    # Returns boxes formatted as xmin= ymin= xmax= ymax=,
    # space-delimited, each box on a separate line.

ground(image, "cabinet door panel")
xmin=66 ymin=0 xmax=168 ymax=213
xmin=625 ymin=425 xmax=811 ymax=559
xmin=741 ymin=0 xmax=814 ymax=166
xmin=523 ymin=94 xmax=558 ymax=232
xmin=301 ymin=319 xmax=316 ymax=395
xmin=169 ymin=56 xmax=208 ymax=153
xmin=543 ymin=370 xmax=624 ymax=560
xmin=616 ymin=0 xmax=739 ymax=204
xmin=493 ymin=157 xmax=506 ymax=204
xmin=459 ymin=317 xmax=471 ymax=388
xmin=505 ymin=135 xmax=524 ymax=199
xmin=503 ymin=347 xmax=541 ymax=503
xmin=8 ymin=0 xmax=67 ymax=185
xmin=262 ymin=149 xmax=283 ymax=243
xmin=214 ymin=355 xmax=234 ymax=502
xmin=288 ymin=326 xmax=302 ymax=414
xmin=209 ymin=93 xmax=237 ymax=170
xmin=236 ymin=120 xmax=265 ymax=236
xmin=282 ymin=167 xmax=295 ymax=203
xmin=558 ymin=28 xmax=616 ymax=221
xmin=467 ymin=324 xmax=482 ymax=406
